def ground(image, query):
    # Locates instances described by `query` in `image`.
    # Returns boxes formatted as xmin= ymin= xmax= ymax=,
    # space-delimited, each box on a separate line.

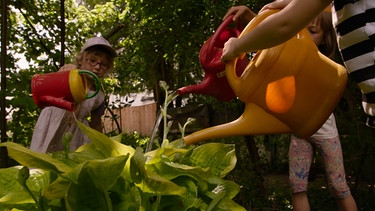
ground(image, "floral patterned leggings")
xmin=288 ymin=135 xmax=351 ymax=198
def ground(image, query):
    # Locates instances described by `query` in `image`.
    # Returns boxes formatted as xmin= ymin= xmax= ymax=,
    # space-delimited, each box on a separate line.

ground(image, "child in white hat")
xmin=30 ymin=37 xmax=116 ymax=153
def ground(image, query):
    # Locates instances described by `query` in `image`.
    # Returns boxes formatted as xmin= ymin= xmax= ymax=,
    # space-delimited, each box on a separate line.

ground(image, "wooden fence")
xmin=102 ymin=103 xmax=157 ymax=136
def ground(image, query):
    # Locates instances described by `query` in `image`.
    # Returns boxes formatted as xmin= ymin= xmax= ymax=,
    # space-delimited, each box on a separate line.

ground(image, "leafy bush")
xmin=120 ymin=131 xmax=149 ymax=149
xmin=0 ymin=119 xmax=245 ymax=211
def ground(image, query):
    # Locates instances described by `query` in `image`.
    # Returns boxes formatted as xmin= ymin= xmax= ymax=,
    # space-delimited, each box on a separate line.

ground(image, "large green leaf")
xmin=131 ymin=148 xmax=187 ymax=197
xmin=212 ymin=197 xmax=247 ymax=211
xmin=147 ymin=157 xmax=210 ymax=191
xmin=78 ymin=156 xmax=128 ymax=191
xmin=204 ymin=178 xmax=244 ymax=211
xmin=189 ymin=143 xmax=237 ymax=177
xmin=0 ymin=166 xmax=50 ymax=210
xmin=43 ymin=177 xmax=71 ymax=199
xmin=0 ymin=142 xmax=73 ymax=174
xmin=159 ymin=177 xmax=209 ymax=210
xmin=0 ymin=166 xmax=49 ymax=196
xmin=0 ymin=191 xmax=36 ymax=206
xmin=65 ymin=173 xmax=112 ymax=211
xmin=0 ymin=166 xmax=23 ymax=198
xmin=64 ymin=156 xmax=128 ymax=211
xmin=207 ymin=179 xmax=241 ymax=200
xmin=111 ymin=185 xmax=143 ymax=211
xmin=137 ymin=173 xmax=187 ymax=197
xmin=76 ymin=121 xmax=135 ymax=158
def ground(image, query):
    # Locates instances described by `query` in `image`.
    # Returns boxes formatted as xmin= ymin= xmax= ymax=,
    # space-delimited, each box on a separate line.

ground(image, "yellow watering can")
xmin=183 ymin=10 xmax=348 ymax=145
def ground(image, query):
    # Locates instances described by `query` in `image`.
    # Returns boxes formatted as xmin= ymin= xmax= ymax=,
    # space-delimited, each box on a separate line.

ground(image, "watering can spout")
xmin=38 ymin=96 xmax=74 ymax=111
xmin=177 ymin=84 xmax=204 ymax=96
xmin=183 ymin=103 xmax=291 ymax=145
xmin=177 ymin=75 xmax=236 ymax=102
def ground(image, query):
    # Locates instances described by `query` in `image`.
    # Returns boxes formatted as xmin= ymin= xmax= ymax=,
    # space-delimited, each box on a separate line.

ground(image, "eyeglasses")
xmin=84 ymin=58 xmax=111 ymax=70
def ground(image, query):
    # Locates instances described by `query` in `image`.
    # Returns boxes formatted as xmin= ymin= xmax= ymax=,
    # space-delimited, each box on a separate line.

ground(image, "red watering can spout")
xmin=38 ymin=96 xmax=75 ymax=111
xmin=177 ymin=73 xmax=235 ymax=101
xmin=177 ymin=14 xmax=248 ymax=101
xmin=31 ymin=69 xmax=100 ymax=111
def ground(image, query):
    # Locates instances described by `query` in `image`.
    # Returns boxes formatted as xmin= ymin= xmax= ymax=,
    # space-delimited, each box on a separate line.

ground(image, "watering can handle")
xmin=78 ymin=70 xmax=101 ymax=99
xmin=226 ymin=9 xmax=310 ymax=75
xmin=207 ymin=14 xmax=242 ymax=56
xmin=200 ymin=14 xmax=242 ymax=71
xmin=225 ymin=9 xmax=280 ymax=84
xmin=238 ymin=10 xmax=278 ymax=39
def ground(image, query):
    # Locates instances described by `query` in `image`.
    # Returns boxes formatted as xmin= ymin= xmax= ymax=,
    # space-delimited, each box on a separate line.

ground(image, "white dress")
xmin=30 ymin=90 xmax=105 ymax=153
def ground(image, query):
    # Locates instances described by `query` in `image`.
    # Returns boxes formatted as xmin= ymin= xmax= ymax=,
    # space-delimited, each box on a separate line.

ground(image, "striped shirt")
xmin=332 ymin=0 xmax=375 ymax=116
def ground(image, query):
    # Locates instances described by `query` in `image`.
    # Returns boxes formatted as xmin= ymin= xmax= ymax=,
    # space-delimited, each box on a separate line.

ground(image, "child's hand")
xmin=223 ymin=6 xmax=256 ymax=23
xmin=220 ymin=37 xmax=243 ymax=63
xmin=58 ymin=64 xmax=77 ymax=72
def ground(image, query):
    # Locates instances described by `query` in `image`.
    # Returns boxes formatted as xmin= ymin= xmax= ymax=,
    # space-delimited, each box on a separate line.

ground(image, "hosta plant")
xmin=0 ymin=81 xmax=245 ymax=210
xmin=0 ymin=122 xmax=244 ymax=210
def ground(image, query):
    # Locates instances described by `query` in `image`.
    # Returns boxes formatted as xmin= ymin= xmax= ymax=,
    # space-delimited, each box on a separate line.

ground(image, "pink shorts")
xmin=289 ymin=135 xmax=351 ymax=198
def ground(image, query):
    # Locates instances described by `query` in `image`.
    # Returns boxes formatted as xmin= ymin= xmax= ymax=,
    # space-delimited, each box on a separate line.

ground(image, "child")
xmin=288 ymin=11 xmax=357 ymax=211
xmin=221 ymin=0 xmax=375 ymax=128
xmin=30 ymin=37 xmax=116 ymax=153
xmin=223 ymin=6 xmax=358 ymax=211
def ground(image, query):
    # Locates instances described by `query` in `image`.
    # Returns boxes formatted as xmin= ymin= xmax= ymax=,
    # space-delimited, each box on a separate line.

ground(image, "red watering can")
xmin=31 ymin=69 xmax=100 ymax=111
xmin=183 ymin=10 xmax=348 ymax=145
xmin=177 ymin=14 xmax=248 ymax=101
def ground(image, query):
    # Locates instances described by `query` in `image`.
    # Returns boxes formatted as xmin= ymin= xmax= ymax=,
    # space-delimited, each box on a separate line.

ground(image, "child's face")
xmin=80 ymin=52 xmax=112 ymax=78
xmin=306 ymin=20 xmax=324 ymax=47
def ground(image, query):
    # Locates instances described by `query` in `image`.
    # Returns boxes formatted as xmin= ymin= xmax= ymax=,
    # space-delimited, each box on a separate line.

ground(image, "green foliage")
xmin=0 ymin=81 xmax=245 ymax=210
xmin=120 ymin=131 xmax=149 ymax=149
xmin=0 ymin=122 xmax=244 ymax=210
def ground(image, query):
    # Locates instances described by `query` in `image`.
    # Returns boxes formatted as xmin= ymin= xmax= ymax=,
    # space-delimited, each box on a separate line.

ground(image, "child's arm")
xmin=58 ymin=64 xmax=77 ymax=71
xmin=221 ymin=0 xmax=331 ymax=62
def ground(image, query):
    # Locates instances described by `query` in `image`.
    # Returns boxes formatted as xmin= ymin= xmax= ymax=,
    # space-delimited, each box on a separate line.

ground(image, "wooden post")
xmin=1 ymin=0 xmax=9 ymax=168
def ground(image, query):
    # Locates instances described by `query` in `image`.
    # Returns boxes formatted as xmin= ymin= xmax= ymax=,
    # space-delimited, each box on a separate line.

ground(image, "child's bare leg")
xmin=336 ymin=195 xmax=358 ymax=211
xmin=292 ymin=192 xmax=310 ymax=211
